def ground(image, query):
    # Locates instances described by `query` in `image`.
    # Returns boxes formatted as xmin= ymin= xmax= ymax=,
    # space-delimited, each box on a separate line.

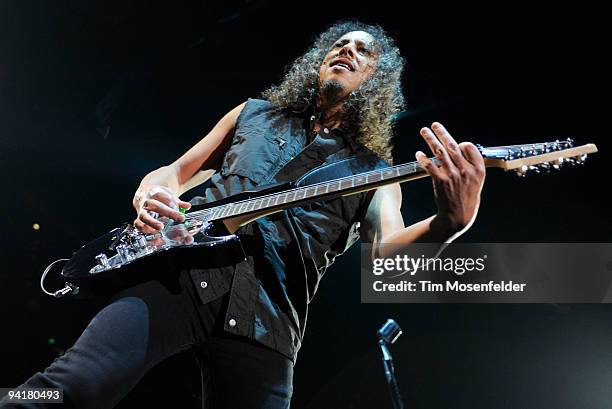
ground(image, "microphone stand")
xmin=378 ymin=319 xmax=405 ymax=409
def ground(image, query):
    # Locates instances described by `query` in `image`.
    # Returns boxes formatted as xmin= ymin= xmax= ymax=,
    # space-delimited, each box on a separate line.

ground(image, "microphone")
xmin=378 ymin=318 xmax=402 ymax=345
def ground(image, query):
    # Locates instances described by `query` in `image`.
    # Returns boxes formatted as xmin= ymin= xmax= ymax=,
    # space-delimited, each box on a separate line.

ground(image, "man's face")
xmin=318 ymin=30 xmax=377 ymax=102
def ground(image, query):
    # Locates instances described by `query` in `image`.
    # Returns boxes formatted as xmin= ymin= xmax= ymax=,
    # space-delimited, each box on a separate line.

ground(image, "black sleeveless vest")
xmin=189 ymin=98 xmax=388 ymax=361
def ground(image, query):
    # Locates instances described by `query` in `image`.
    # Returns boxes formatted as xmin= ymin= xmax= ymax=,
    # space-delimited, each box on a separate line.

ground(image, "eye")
xmin=359 ymin=47 xmax=371 ymax=55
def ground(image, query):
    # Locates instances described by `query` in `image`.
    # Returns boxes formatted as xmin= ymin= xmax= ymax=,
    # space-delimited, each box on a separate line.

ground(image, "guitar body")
xmin=61 ymin=219 xmax=246 ymax=299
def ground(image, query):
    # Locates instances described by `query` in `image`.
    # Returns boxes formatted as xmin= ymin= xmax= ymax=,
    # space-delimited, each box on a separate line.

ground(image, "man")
xmin=2 ymin=21 xmax=484 ymax=409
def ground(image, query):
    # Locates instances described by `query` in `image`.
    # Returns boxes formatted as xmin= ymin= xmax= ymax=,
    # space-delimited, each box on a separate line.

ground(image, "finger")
xmin=431 ymin=122 xmax=467 ymax=167
xmin=459 ymin=142 xmax=486 ymax=178
xmin=420 ymin=127 xmax=455 ymax=171
xmin=142 ymin=199 xmax=186 ymax=222
xmin=458 ymin=142 xmax=483 ymax=166
xmin=177 ymin=200 xmax=192 ymax=210
xmin=149 ymin=190 xmax=177 ymax=208
xmin=138 ymin=210 xmax=165 ymax=230
xmin=416 ymin=150 xmax=443 ymax=179
xmin=134 ymin=217 xmax=161 ymax=233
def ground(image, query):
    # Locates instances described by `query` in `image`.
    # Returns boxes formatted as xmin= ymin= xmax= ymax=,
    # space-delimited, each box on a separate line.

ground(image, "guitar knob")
xmin=95 ymin=253 xmax=109 ymax=269
xmin=136 ymin=236 xmax=147 ymax=249
xmin=116 ymin=244 xmax=132 ymax=263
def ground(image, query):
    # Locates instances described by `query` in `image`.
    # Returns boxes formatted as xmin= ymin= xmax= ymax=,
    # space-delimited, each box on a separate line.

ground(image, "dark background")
xmin=1 ymin=1 xmax=611 ymax=408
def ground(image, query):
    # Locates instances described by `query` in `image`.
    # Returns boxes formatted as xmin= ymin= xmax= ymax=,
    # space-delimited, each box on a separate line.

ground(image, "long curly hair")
xmin=261 ymin=20 xmax=405 ymax=162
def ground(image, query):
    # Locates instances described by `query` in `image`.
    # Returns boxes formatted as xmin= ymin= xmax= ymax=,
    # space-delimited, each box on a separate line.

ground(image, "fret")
xmin=238 ymin=202 xmax=246 ymax=215
xmin=209 ymin=207 xmax=219 ymax=220
xmin=220 ymin=205 xmax=229 ymax=218
xmin=210 ymin=161 xmax=428 ymax=220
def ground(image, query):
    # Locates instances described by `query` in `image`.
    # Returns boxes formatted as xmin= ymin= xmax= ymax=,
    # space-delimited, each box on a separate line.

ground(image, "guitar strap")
xmin=291 ymin=153 xmax=389 ymax=187
xmin=269 ymin=141 xmax=388 ymax=187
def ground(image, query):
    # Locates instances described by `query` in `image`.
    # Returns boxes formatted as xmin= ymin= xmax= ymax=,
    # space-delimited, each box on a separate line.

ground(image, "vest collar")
xmin=291 ymin=103 xmax=363 ymax=153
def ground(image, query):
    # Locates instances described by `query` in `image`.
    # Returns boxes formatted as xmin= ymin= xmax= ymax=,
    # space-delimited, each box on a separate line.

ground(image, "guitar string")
xmin=181 ymin=142 xmax=568 ymax=224
xmin=183 ymin=159 xmax=431 ymax=223
xmin=157 ymin=142 xmax=571 ymax=235
xmin=149 ymin=161 xmax=425 ymax=237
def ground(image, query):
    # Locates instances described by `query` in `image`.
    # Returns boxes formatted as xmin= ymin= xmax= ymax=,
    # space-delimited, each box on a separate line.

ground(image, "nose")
xmin=338 ymin=43 xmax=355 ymax=58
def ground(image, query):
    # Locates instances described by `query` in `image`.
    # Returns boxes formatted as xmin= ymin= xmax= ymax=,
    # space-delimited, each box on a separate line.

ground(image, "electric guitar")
xmin=45 ymin=139 xmax=598 ymax=298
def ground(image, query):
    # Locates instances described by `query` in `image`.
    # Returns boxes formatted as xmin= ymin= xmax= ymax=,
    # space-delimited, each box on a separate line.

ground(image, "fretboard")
xmin=204 ymin=158 xmax=439 ymax=221
xmin=180 ymin=139 xmax=591 ymax=224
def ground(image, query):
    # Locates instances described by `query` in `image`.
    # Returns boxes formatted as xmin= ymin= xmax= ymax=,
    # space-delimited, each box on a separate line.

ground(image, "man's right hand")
xmin=132 ymin=185 xmax=192 ymax=233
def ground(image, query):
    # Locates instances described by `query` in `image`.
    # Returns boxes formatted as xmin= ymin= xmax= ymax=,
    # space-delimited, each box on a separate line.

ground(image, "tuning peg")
xmin=528 ymin=165 xmax=540 ymax=173
xmin=552 ymin=157 xmax=564 ymax=169
xmin=514 ymin=165 xmax=529 ymax=177
xmin=565 ymin=158 xmax=577 ymax=165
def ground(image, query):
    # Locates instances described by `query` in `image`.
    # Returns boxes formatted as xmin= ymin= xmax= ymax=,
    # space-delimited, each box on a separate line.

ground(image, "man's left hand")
xmin=415 ymin=122 xmax=486 ymax=236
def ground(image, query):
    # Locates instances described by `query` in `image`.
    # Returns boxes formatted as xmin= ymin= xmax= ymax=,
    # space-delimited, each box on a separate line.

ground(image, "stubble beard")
xmin=319 ymin=79 xmax=346 ymax=109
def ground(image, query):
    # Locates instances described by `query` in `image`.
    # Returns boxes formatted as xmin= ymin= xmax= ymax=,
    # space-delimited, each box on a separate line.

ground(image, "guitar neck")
xmin=188 ymin=140 xmax=597 ymax=223
xmin=205 ymin=159 xmax=435 ymax=222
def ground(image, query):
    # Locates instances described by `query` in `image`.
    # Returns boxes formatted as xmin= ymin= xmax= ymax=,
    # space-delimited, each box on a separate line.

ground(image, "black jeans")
xmin=0 ymin=270 xmax=293 ymax=409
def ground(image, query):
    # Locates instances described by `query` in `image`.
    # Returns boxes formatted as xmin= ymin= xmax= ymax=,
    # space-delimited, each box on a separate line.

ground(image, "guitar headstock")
xmin=479 ymin=139 xmax=598 ymax=176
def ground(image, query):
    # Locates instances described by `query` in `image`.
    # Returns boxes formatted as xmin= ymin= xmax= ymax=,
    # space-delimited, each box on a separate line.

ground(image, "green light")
xmin=48 ymin=338 xmax=55 ymax=345
xmin=179 ymin=207 xmax=186 ymax=214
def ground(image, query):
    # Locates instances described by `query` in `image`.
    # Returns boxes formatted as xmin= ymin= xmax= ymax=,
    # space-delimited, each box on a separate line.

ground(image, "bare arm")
xmin=133 ymin=102 xmax=246 ymax=233
xmin=360 ymin=184 xmax=455 ymax=260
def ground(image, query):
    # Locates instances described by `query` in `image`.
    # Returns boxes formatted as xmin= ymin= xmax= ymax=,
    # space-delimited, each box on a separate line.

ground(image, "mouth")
xmin=329 ymin=57 xmax=355 ymax=72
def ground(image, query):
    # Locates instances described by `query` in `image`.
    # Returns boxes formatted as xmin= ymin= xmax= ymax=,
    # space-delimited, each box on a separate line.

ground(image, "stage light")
xmin=32 ymin=223 xmax=40 ymax=230
xmin=48 ymin=338 xmax=55 ymax=345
